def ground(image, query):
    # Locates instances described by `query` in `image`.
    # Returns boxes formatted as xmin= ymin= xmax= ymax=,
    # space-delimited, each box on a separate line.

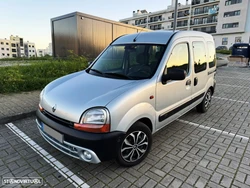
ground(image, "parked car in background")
xmin=216 ymin=45 xmax=228 ymax=50
xmin=36 ymin=31 xmax=216 ymax=166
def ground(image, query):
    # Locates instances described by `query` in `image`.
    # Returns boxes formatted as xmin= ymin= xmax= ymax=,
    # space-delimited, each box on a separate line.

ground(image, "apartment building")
xmin=24 ymin=42 xmax=36 ymax=57
xmin=37 ymin=43 xmax=53 ymax=57
xmin=0 ymin=35 xmax=36 ymax=59
xmin=0 ymin=38 xmax=11 ymax=58
xmin=10 ymin=35 xmax=25 ymax=57
xmin=120 ymin=0 xmax=250 ymax=49
xmin=214 ymin=0 xmax=250 ymax=47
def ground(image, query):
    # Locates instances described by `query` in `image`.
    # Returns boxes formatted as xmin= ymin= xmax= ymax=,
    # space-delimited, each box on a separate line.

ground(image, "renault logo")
xmin=52 ymin=104 xmax=57 ymax=112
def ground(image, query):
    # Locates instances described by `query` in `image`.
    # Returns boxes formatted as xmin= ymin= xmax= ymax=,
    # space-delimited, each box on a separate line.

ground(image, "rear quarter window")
xmin=207 ymin=41 xmax=216 ymax=68
xmin=193 ymin=41 xmax=207 ymax=73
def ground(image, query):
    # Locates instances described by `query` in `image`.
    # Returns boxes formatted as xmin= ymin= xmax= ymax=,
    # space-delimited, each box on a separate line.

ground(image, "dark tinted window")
xmin=207 ymin=42 xmax=216 ymax=68
xmin=193 ymin=41 xmax=207 ymax=73
xmin=167 ymin=43 xmax=189 ymax=74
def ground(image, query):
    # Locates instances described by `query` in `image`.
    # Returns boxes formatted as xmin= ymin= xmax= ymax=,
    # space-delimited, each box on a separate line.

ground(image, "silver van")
xmin=36 ymin=31 xmax=216 ymax=166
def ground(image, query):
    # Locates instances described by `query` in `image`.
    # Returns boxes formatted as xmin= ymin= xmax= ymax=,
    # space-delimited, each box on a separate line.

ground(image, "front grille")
xmin=42 ymin=110 xmax=74 ymax=128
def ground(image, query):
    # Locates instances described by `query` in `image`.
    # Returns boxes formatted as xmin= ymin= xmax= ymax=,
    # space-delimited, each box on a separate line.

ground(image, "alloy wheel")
xmin=204 ymin=91 xmax=212 ymax=109
xmin=121 ymin=131 xmax=148 ymax=163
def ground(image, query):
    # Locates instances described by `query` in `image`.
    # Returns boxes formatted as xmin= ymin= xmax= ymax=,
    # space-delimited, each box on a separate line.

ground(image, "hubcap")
xmin=204 ymin=91 xmax=211 ymax=109
xmin=121 ymin=131 xmax=148 ymax=163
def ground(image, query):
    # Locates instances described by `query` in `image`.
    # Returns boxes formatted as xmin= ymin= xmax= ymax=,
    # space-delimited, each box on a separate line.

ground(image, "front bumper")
xmin=36 ymin=110 xmax=125 ymax=163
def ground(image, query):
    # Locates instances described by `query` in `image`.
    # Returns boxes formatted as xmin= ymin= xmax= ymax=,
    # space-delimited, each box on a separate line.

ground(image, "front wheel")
xmin=116 ymin=122 xmax=152 ymax=167
xmin=196 ymin=89 xmax=212 ymax=113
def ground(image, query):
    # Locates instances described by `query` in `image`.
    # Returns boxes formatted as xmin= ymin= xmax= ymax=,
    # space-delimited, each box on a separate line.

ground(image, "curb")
xmin=0 ymin=111 xmax=36 ymax=124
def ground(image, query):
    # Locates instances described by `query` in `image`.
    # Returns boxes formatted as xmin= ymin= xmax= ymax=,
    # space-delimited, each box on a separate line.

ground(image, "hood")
xmin=41 ymin=71 xmax=138 ymax=122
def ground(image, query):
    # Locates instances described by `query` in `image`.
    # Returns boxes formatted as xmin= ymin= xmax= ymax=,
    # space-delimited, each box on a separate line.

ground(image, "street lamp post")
xmin=173 ymin=0 xmax=178 ymax=31
xmin=188 ymin=0 xmax=192 ymax=30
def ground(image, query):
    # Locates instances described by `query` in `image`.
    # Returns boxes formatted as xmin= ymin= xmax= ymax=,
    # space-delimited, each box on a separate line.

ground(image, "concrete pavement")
xmin=0 ymin=91 xmax=40 ymax=124
xmin=1 ymin=65 xmax=250 ymax=187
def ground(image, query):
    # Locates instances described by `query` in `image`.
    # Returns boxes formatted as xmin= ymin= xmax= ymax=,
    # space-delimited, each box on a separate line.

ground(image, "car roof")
xmin=112 ymin=30 xmax=213 ymax=45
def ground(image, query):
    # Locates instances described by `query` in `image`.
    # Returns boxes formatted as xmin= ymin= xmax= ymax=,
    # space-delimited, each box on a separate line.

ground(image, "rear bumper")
xmin=36 ymin=110 xmax=125 ymax=163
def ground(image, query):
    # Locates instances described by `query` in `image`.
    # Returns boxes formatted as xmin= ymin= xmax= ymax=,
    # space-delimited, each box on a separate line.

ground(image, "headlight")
xmin=74 ymin=108 xmax=110 ymax=133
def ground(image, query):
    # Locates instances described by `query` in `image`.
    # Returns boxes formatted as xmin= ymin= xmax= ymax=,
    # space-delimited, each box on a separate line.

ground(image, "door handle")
xmin=194 ymin=77 xmax=198 ymax=86
xmin=186 ymin=79 xmax=191 ymax=86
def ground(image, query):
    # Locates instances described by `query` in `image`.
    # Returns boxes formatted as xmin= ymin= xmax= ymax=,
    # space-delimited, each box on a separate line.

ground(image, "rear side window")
xmin=166 ymin=43 xmax=189 ymax=74
xmin=193 ymin=41 xmax=207 ymax=73
xmin=207 ymin=42 xmax=216 ymax=68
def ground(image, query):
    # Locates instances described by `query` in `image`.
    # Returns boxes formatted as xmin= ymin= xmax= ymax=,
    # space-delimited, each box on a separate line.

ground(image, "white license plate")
xmin=43 ymin=124 xmax=64 ymax=143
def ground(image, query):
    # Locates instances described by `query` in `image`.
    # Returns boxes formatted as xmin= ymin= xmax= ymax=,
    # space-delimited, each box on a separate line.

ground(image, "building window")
xmin=32 ymin=50 xmax=35 ymax=52
xmin=222 ymin=38 xmax=228 ymax=45
xmin=225 ymin=0 xmax=242 ymax=6
xmin=194 ymin=18 xmax=199 ymax=25
xmin=194 ymin=8 xmax=200 ymax=15
xmin=222 ymin=22 xmax=239 ymax=29
xmin=2 ymin=53 xmax=5 ymax=56
xmin=12 ymin=54 xmax=17 ymax=57
xmin=7 ymin=54 xmax=9 ymax=56
xmin=12 ymin=49 xmax=16 ymax=52
xmin=0 ymin=42 xmax=3 ymax=45
xmin=6 ymin=42 xmax=9 ymax=45
xmin=11 ymin=43 xmax=16 ymax=47
xmin=224 ymin=10 xmax=240 ymax=17
xmin=202 ymin=18 xmax=207 ymax=24
xmin=29 ymin=45 xmax=31 ymax=47
xmin=6 ymin=48 xmax=9 ymax=51
xmin=1 ymin=48 xmax=4 ymax=50
xmin=235 ymin=37 xmax=241 ymax=43
xmin=29 ymin=50 xmax=31 ymax=52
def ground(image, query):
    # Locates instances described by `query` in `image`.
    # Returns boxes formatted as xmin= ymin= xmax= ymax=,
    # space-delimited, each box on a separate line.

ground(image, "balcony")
xmin=191 ymin=19 xmax=217 ymax=26
xmin=169 ymin=13 xmax=190 ymax=20
xmin=193 ymin=10 xmax=209 ymax=15
xmin=148 ymin=18 xmax=164 ymax=23
xmin=170 ymin=23 xmax=188 ymax=28
xmin=192 ymin=0 xmax=219 ymax=6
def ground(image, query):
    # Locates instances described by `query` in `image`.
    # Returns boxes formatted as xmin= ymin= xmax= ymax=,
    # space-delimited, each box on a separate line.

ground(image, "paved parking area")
xmin=1 ymin=66 xmax=250 ymax=188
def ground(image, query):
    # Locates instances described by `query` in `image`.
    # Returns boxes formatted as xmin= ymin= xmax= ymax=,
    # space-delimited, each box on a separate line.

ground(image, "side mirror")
xmin=162 ymin=68 xmax=186 ymax=84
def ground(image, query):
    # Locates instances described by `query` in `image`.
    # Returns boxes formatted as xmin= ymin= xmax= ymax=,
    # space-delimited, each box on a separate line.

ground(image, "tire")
xmin=196 ymin=89 xmax=212 ymax=113
xmin=116 ymin=122 xmax=152 ymax=167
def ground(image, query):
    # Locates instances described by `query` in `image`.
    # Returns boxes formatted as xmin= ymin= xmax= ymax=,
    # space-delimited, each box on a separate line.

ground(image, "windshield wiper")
xmin=90 ymin=69 xmax=103 ymax=75
xmin=104 ymin=72 xmax=132 ymax=79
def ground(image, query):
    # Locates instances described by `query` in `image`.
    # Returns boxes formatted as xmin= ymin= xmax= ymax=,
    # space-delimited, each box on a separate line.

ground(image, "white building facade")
xmin=214 ymin=0 xmax=250 ymax=48
xmin=24 ymin=42 xmax=36 ymax=57
xmin=120 ymin=0 xmax=250 ymax=49
xmin=37 ymin=43 xmax=52 ymax=57
xmin=0 ymin=35 xmax=36 ymax=59
xmin=0 ymin=39 xmax=11 ymax=58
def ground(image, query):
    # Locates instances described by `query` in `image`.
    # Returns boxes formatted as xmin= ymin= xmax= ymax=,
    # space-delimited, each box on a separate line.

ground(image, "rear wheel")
xmin=196 ymin=89 xmax=212 ymax=113
xmin=116 ymin=122 xmax=152 ymax=167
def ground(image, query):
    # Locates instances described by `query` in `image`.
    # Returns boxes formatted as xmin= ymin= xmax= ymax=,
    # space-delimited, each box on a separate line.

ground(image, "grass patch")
xmin=0 ymin=58 xmax=88 ymax=93
xmin=216 ymin=50 xmax=231 ymax=54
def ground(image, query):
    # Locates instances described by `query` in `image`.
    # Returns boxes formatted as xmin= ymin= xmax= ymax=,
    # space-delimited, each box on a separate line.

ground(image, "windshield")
xmin=88 ymin=44 xmax=166 ymax=80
